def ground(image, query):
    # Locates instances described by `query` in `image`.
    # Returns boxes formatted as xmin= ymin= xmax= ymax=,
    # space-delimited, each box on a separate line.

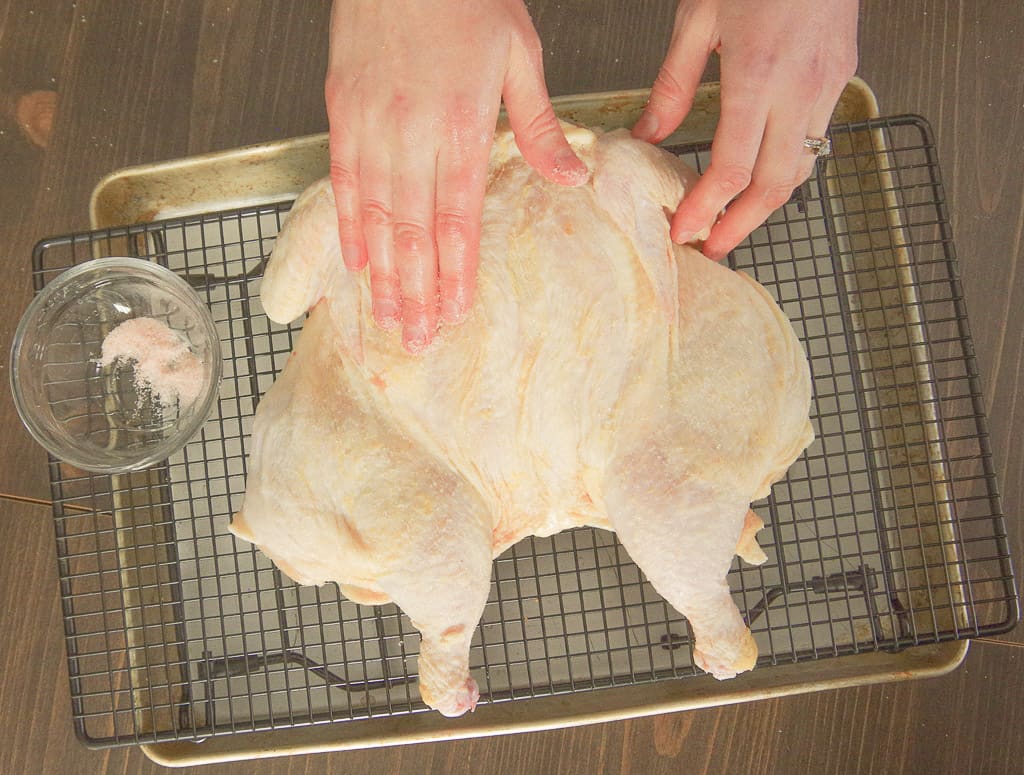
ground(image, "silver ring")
xmin=803 ymin=136 xmax=832 ymax=158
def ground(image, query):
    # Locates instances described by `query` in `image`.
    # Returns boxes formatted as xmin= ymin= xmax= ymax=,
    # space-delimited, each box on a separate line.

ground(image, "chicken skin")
xmin=232 ymin=123 xmax=814 ymax=716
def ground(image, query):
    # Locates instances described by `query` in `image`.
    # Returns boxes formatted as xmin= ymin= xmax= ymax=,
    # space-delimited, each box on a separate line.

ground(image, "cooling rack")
xmin=33 ymin=115 xmax=1016 ymax=748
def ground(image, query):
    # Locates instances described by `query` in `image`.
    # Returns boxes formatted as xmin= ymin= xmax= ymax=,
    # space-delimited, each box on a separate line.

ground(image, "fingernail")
xmin=403 ymin=322 xmax=430 ymax=354
xmin=633 ymin=111 xmax=659 ymax=142
xmin=342 ymin=242 xmax=367 ymax=271
xmin=373 ymin=298 xmax=400 ymax=329
xmin=553 ymin=148 xmax=589 ymax=185
xmin=441 ymin=298 xmax=464 ymax=324
xmin=673 ymin=229 xmax=694 ymax=245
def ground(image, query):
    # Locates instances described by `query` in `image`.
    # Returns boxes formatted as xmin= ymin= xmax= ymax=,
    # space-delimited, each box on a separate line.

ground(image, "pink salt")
xmin=99 ymin=317 xmax=205 ymax=409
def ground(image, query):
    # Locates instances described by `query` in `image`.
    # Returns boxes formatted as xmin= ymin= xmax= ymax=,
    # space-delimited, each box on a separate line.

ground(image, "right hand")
xmin=326 ymin=0 xmax=588 ymax=353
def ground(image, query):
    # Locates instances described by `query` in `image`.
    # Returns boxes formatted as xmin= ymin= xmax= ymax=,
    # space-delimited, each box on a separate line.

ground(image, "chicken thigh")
xmin=232 ymin=123 xmax=814 ymax=717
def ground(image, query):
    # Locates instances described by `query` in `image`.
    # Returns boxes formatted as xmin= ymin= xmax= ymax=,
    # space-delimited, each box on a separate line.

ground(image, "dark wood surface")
xmin=1 ymin=1 xmax=1021 ymax=772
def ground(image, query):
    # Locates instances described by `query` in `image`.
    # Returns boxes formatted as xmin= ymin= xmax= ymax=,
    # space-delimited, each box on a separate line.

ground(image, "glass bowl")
xmin=10 ymin=257 xmax=222 ymax=473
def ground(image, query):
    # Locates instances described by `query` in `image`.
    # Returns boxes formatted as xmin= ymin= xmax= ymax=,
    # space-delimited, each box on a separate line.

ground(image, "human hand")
xmin=633 ymin=0 xmax=859 ymax=260
xmin=326 ymin=0 xmax=588 ymax=352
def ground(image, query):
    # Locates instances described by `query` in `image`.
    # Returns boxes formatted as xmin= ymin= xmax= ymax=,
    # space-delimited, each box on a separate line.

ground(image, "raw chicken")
xmin=232 ymin=123 xmax=814 ymax=717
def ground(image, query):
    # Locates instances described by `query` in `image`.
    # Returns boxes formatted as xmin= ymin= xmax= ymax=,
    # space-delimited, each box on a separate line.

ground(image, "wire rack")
xmin=34 ymin=115 xmax=1016 ymax=747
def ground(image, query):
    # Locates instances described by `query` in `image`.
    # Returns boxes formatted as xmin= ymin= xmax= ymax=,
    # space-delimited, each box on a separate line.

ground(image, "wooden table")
xmin=1 ymin=2 xmax=1020 ymax=772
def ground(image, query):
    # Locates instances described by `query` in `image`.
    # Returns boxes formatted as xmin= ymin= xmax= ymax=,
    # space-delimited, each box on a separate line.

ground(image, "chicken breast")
xmin=232 ymin=123 xmax=814 ymax=717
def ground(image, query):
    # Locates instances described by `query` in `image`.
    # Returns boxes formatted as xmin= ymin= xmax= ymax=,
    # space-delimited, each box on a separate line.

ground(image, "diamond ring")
xmin=803 ymin=136 xmax=832 ymax=158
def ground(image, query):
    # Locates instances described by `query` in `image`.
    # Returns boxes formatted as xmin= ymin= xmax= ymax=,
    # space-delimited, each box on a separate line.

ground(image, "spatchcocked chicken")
xmin=231 ymin=123 xmax=814 ymax=717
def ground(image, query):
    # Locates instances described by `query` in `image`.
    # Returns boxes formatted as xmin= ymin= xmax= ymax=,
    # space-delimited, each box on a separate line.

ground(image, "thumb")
xmin=502 ymin=32 xmax=588 ymax=186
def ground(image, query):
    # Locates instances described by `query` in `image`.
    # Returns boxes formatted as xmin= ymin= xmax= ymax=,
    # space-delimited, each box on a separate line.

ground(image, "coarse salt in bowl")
xmin=10 ymin=257 xmax=222 ymax=473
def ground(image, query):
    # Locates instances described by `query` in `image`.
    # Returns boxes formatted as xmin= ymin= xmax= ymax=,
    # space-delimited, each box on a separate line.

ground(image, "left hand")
xmin=633 ymin=0 xmax=859 ymax=260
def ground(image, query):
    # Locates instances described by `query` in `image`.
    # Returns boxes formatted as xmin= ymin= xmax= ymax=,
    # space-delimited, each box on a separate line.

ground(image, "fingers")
xmin=391 ymin=147 xmax=440 ymax=354
xmin=358 ymin=156 xmax=401 ymax=329
xmin=329 ymin=91 xmax=492 ymax=350
xmin=434 ymin=110 xmax=494 ymax=325
xmin=327 ymin=119 xmax=367 ymax=272
xmin=331 ymin=106 xmax=441 ymax=348
xmin=669 ymin=67 xmax=771 ymax=245
xmin=337 ymin=125 xmax=490 ymax=349
xmin=699 ymin=75 xmax=845 ymax=261
xmin=503 ymin=28 xmax=589 ymax=186
xmin=699 ymin=113 xmax=809 ymax=261
xmin=632 ymin=4 xmax=716 ymax=144
xmin=326 ymin=1 xmax=573 ymax=354
xmin=650 ymin=0 xmax=859 ymax=260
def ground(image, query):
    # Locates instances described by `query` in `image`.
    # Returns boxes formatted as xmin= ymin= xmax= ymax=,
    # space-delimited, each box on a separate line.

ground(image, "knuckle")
xmin=518 ymin=107 xmax=562 ymax=145
xmin=442 ymin=103 xmax=492 ymax=151
xmin=393 ymin=221 xmax=433 ymax=256
xmin=811 ymin=44 xmax=853 ymax=100
xmin=443 ymin=99 xmax=477 ymax=145
xmin=361 ymin=199 xmax=392 ymax=228
xmin=400 ymin=296 xmax=433 ymax=318
xmin=435 ymin=208 xmax=472 ymax=243
xmin=328 ymin=160 xmax=358 ymax=192
xmin=387 ymin=92 xmax=417 ymax=125
xmin=336 ymin=215 xmax=360 ymax=242
xmin=368 ymin=268 xmax=400 ymax=298
xmin=735 ymin=48 xmax=777 ymax=87
xmin=798 ymin=55 xmax=828 ymax=104
xmin=805 ymin=49 xmax=828 ymax=85
xmin=324 ymin=74 xmax=343 ymax=105
xmin=708 ymin=163 xmax=753 ymax=198
xmin=650 ymin=67 xmax=687 ymax=108
xmin=325 ymin=72 xmax=365 ymax=113
xmin=759 ymin=181 xmax=797 ymax=210
xmin=438 ymin=272 xmax=464 ymax=301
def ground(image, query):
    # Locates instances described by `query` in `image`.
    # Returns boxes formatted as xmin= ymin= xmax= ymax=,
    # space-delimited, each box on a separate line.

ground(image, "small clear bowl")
xmin=10 ymin=257 xmax=222 ymax=473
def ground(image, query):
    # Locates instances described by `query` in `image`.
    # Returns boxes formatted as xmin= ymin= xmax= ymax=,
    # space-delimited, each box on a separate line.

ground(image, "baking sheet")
xmin=58 ymin=79 xmax=1010 ymax=764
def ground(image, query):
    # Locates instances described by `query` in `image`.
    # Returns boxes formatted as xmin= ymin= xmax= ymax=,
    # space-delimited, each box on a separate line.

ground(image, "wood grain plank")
xmin=0 ymin=3 xmax=77 ymax=499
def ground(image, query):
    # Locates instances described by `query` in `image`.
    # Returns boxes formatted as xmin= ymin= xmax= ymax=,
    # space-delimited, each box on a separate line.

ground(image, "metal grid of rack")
xmin=34 ymin=115 xmax=1015 ymax=747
